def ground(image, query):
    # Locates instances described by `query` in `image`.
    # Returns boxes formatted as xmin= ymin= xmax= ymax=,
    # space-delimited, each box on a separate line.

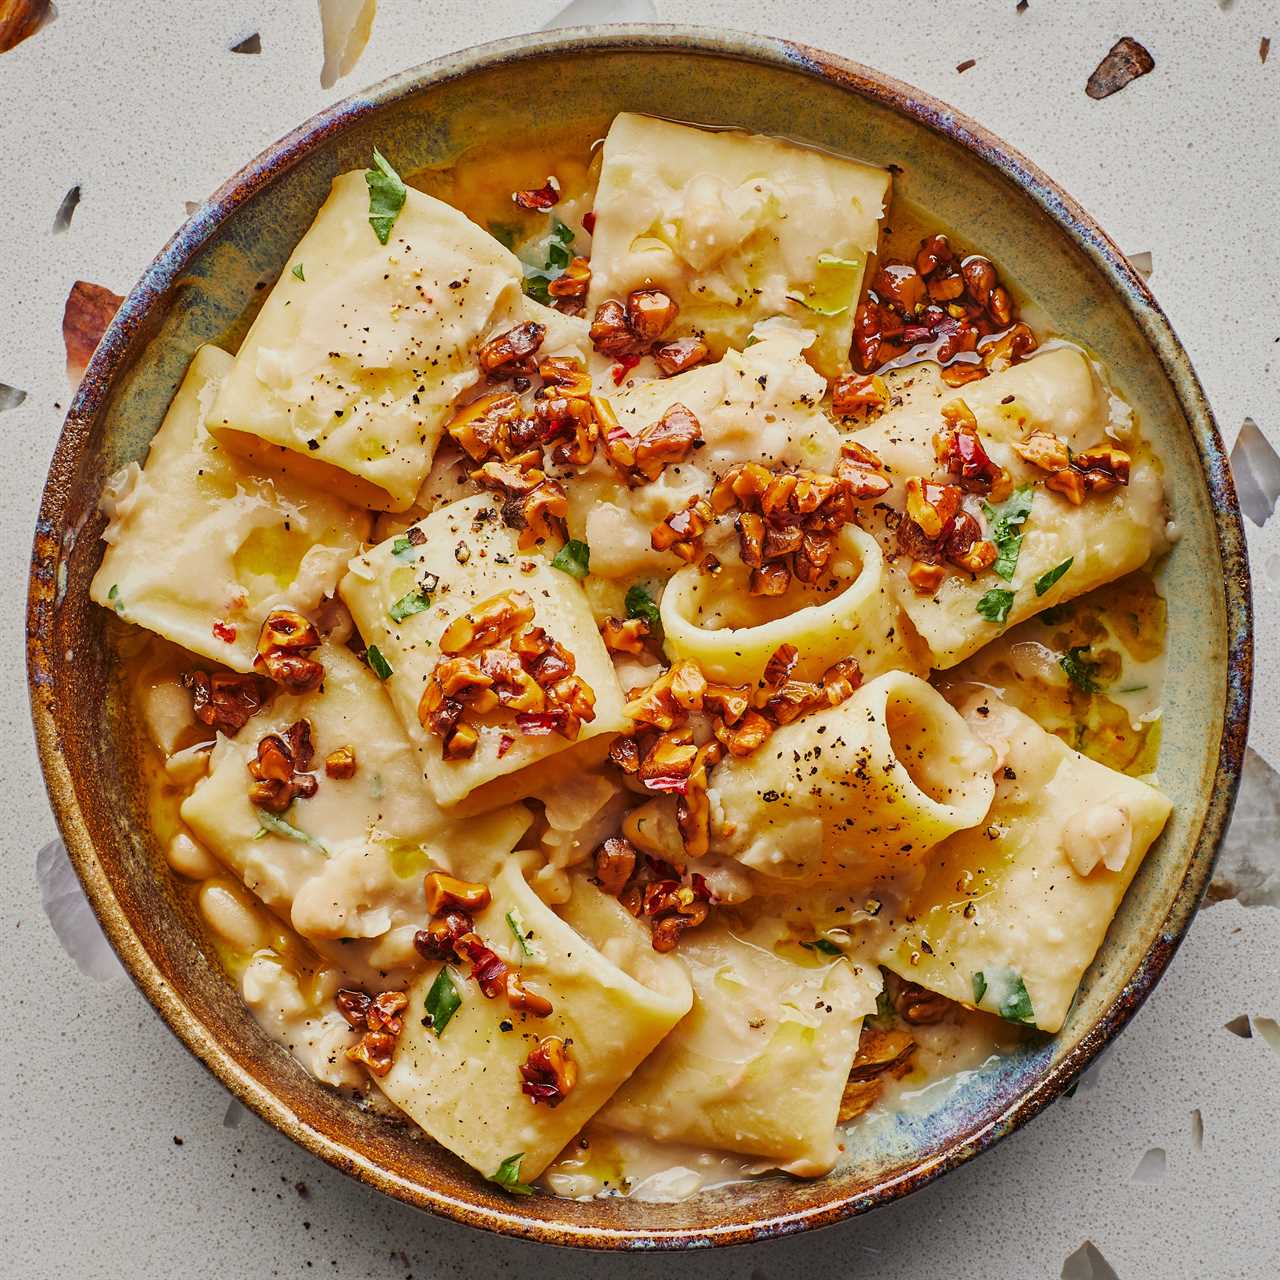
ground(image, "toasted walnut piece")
xmin=839 ymin=1026 xmax=917 ymax=1121
xmin=894 ymin=981 xmax=953 ymax=1025
xmin=547 ymin=256 xmax=591 ymax=300
xmin=594 ymin=836 xmax=638 ymax=895
xmin=667 ymin=660 xmax=706 ymax=714
xmin=676 ymin=741 xmax=722 ymax=857
xmin=713 ymin=709 xmax=775 ymax=757
xmin=537 ymin=355 xmax=592 ymax=396
xmin=637 ymin=729 xmax=698 ymax=789
xmin=600 ymin=616 xmax=650 ymax=654
xmin=630 ymin=403 xmax=702 ymax=483
xmin=335 ymin=988 xmax=371 ymax=1029
xmin=609 ymin=735 xmax=644 ymax=774
xmin=260 ymin=651 xmax=326 ymax=694
xmin=650 ymin=495 xmax=714 ymax=563
xmin=443 ymin=721 xmax=479 ymax=760
xmin=904 ymin=477 xmax=962 ymax=540
xmin=589 ymin=299 xmax=641 ymax=357
xmin=916 ymin=233 xmax=954 ymax=276
xmin=625 ymin=288 xmax=679 ymax=343
xmin=257 ymin=609 xmax=320 ymax=656
xmin=874 ymin=262 xmax=928 ymax=313
xmin=762 ymin=678 xmax=828 ymax=726
xmin=513 ymin=178 xmax=559 ymax=211
xmin=417 ymin=675 xmax=462 ymax=739
xmin=477 ymin=648 xmax=545 ymax=712
xmin=961 ymin=257 xmax=997 ymax=306
xmin=936 ymin=415 xmax=1003 ymax=492
xmin=366 ymin=990 xmax=409 ymax=1035
xmin=749 ymin=562 xmax=791 ymax=597
xmin=1012 ymin=429 xmax=1069 ymax=474
xmin=982 ymin=321 xmax=1038 ymax=373
xmin=520 ymin=1036 xmax=577 ymax=1106
xmin=444 ymin=391 xmax=522 ymax=462
xmin=624 ymin=668 xmax=682 ymax=731
xmin=987 ymin=286 xmax=1013 ymax=328
xmin=940 ymin=361 xmax=989 ymax=388
xmin=703 ymin=681 xmax=750 ymax=726
xmin=653 ymin=335 xmax=710 ymax=377
xmin=908 ymin=560 xmax=948 ymax=594
xmin=732 ymin=511 xmax=765 ymax=568
xmin=831 ymin=373 xmax=889 ymax=418
xmin=1074 ymin=446 xmax=1131 ymax=492
xmin=413 ymin=910 xmax=472 ymax=961
xmin=710 ymin=461 xmax=773 ymax=513
xmin=454 ymin=931 xmax=509 ymax=997
xmin=852 ymin=299 xmax=885 ymax=373
xmin=247 ymin=720 xmax=316 ymax=812
xmin=182 ymin=670 xmax=269 ymax=737
xmin=822 ymin=658 xmax=864 ymax=705
xmin=504 ymin=970 xmax=553 ymax=1017
xmin=439 ymin=590 xmax=536 ymax=656
xmin=511 ymin=625 xmax=576 ymax=687
xmin=760 ymin=522 xmax=803 ymax=560
xmin=424 ymin=871 xmax=492 ymax=915
xmin=793 ymin=531 xmax=836 ymax=584
xmin=1046 ymin=467 xmax=1086 ymax=505
xmin=478 ymin=322 xmax=546 ymax=375
xmin=762 ymin=643 xmax=799 ymax=687
xmin=432 ymin=656 xmax=498 ymax=713
xmin=346 ymin=1030 xmax=398 ymax=1077
xmin=324 ymin=746 xmax=357 ymax=779
xmin=948 ymin=533 xmax=997 ymax=575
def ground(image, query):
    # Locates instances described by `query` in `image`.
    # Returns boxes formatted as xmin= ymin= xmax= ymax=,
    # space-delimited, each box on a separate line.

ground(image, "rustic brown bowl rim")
xmin=27 ymin=24 xmax=1252 ymax=1251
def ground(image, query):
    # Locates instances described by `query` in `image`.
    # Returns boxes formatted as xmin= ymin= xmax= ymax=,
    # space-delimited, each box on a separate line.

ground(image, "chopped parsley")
xmin=253 ymin=807 xmax=329 ymax=855
xmin=365 ymin=147 xmax=407 ymax=245
xmin=973 ymin=967 xmax=1036 ymax=1025
xmin=106 ymin=583 xmax=125 ymax=615
xmin=488 ymin=1152 xmax=534 ymax=1195
xmin=1060 ymin=645 xmax=1101 ymax=693
xmin=977 ymin=587 xmax=1015 ymax=625
xmin=625 ymin=582 xmax=662 ymax=630
xmin=521 ymin=218 xmax=575 ymax=304
xmin=389 ymin=589 xmax=431 ymax=623
xmin=799 ymin=937 xmax=843 ymax=956
xmin=971 ymin=972 xmax=987 ymax=1005
xmin=506 ymin=909 xmax=535 ymax=959
xmin=291 ymin=263 xmax=305 ymax=281
xmin=366 ymin=644 xmax=393 ymax=680
xmin=1034 ymin=557 xmax=1073 ymax=597
xmin=424 ymin=967 xmax=461 ymax=1036
xmin=391 ymin=534 xmax=420 ymax=561
xmin=551 ymin=538 xmax=590 ymax=579
xmin=983 ymin=485 xmax=1034 ymax=581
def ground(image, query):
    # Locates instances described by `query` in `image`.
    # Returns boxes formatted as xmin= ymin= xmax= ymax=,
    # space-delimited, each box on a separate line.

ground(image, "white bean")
xmin=198 ymin=879 xmax=270 ymax=952
xmin=166 ymin=831 xmax=221 ymax=880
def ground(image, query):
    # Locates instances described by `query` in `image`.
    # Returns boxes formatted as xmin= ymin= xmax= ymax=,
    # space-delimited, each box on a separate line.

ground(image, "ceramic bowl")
xmin=27 ymin=26 xmax=1251 ymax=1249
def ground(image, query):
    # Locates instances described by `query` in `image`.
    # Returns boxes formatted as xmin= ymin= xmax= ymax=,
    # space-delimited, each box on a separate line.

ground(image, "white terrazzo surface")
xmin=3 ymin=2 xmax=1278 ymax=1276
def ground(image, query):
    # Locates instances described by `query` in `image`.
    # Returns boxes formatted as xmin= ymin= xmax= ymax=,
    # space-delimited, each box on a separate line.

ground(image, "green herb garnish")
xmin=799 ymin=937 xmax=843 ymax=956
xmin=521 ymin=218 xmax=575 ymax=303
xmin=1117 ymin=684 xmax=1149 ymax=694
xmin=983 ymin=485 xmax=1034 ymax=581
xmin=253 ymin=807 xmax=329 ymax=855
xmin=489 ymin=1152 xmax=534 ymax=1195
xmin=977 ymin=588 xmax=1015 ymax=625
xmin=106 ymin=583 xmax=125 ymax=614
xmin=551 ymin=538 xmax=590 ymax=579
xmin=391 ymin=534 xmax=421 ymax=561
xmin=366 ymin=644 xmax=393 ymax=680
xmin=365 ymin=147 xmax=407 ymax=245
xmin=973 ymin=967 xmax=1035 ymax=1024
xmin=1034 ymin=557 xmax=1073 ymax=597
xmin=291 ymin=263 xmax=305 ymax=282
xmin=389 ymin=589 xmax=431 ymax=623
xmin=506 ymin=909 xmax=534 ymax=959
xmin=424 ymin=967 xmax=462 ymax=1036
xmin=625 ymin=583 xmax=662 ymax=630
xmin=1060 ymin=645 xmax=1101 ymax=694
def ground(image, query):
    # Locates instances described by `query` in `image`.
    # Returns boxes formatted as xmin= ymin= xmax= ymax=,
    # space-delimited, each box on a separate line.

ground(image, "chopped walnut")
xmin=439 ymin=591 xmax=536 ymax=656
xmin=894 ymin=981 xmax=953 ymax=1025
xmin=653 ymin=335 xmax=710 ymax=377
xmin=625 ymin=288 xmax=679 ymax=343
xmin=908 ymin=560 xmax=948 ymax=594
xmin=981 ymin=321 xmax=1037 ymax=373
xmin=589 ymin=299 xmax=642 ymax=358
xmin=477 ymin=322 xmax=545 ymax=376
xmin=594 ymin=836 xmax=638 ymax=895
xmin=335 ymin=988 xmax=371 ymax=1028
xmin=366 ymin=990 xmax=409 ymax=1035
xmin=1047 ymin=468 xmax=1086 ymax=504
xmin=505 ymin=971 xmax=553 ymax=1017
xmin=650 ymin=494 xmax=715 ymax=563
xmin=324 ymin=746 xmax=357 ymax=779
xmin=453 ymin=931 xmax=509 ymax=997
xmin=763 ymin=643 xmax=799 ymax=686
xmin=247 ymin=719 xmax=316 ymax=813
xmin=423 ymin=871 xmax=492 ymax=915
xmin=254 ymin=609 xmax=324 ymax=693
xmin=547 ymin=256 xmax=591 ymax=300
xmin=943 ymin=510 xmax=998 ymax=574
xmin=609 ymin=734 xmax=643 ymax=774
xmin=520 ymin=1036 xmax=577 ymax=1106
xmin=442 ymin=721 xmax=479 ymax=759
xmin=676 ymin=741 xmax=722 ymax=858
xmin=413 ymin=910 xmax=472 ymax=961
xmin=505 ymin=478 xmax=569 ymax=550
xmin=713 ymin=708 xmax=775 ymax=757
xmin=636 ymin=729 xmax=698 ymax=788
xmin=629 ymin=403 xmax=702 ymax=484
xmin=830 ymin=373 xmax=889 ymax=418
xmin=1014 ymin=429 xmax=1071 ymax=473
xmin=339 ymin=986 xmax=410 ymax=1078
xmin=444 ymin=391 xmax=523 ymax=462
xmin=181 ymin=670 xmax=269 ymax=736
xmin=536 ymin=355 xmax=592 ymax=398
xmin=839 ymin=1025 xmax=916 ymax=1121
xmin=600 ymin=616 xmax=650 ymax=654
xmin=904 ymin=477 xmax=962 ymax=540
xmin=749 ymin=561 xmax=791 ymax=596
xmin=935 ymin=403 xmax=1004 ymax=492
xmin=346 ymin=1031 xmax=398 ymax=1077
xmin=1073 ymin=446 xmax=1131 ymax=493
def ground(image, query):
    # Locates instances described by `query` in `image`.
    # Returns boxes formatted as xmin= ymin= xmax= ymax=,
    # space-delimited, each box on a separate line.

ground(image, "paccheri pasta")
xmin=97 ymin=117 xmax=1173 ymax=1198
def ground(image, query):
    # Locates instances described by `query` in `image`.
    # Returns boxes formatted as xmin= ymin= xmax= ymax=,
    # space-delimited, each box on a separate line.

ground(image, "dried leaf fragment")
xmin=1086 ymin=37 xmax=1154 ymax=100
xmin=63 ymin=280 xmax=123 ymax=384
xmin=0 ymin=383 xmax=27 ymax=413
xmin=956 ymin=58 xmax=976 ymax=74
xmin=52 ymin=184 xmax=80 ymax=235
xmin=1262 ymin=36 xmax=1271 ymax=65
xmin=0 ymin=0 xmax=53 ymax=53
xmin=318 ymin=0 xmax=377 ymax=90
xmin=231 ymin=32 xmax=261 ymax=54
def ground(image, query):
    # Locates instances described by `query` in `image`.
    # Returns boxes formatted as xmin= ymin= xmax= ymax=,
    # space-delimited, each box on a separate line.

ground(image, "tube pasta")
xmin=877 ymin=691 xmax=1171 ymax=1032
xmin=709 ymin=671 xmax=996 ymax=886
xmin=587 ymin=113 xmax=890 ymax=377
xmin=660 ymin=523 xmax=924 ymax=686
xmin=89 ymin=345 xmax=370 ymax=671
xmin=598 ymin=924 xmax=879 ymax=1175
xmin=375 ymin=862 xmax=692 ymax=1182
xmin=338 ymin=494 xmax=628 ymax=810
xmin=849 ymin=347 xmax=1167 ymax=668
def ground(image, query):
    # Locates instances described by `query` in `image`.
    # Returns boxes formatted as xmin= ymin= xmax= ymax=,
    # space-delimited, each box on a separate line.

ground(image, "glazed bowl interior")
xmin=27 ymin=27 xmax=1249 ymax=1249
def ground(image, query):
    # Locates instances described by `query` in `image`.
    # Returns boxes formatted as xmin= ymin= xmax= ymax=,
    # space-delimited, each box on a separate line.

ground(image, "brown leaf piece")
xmin=62 ymin=281 xmax=123 ymax=385
xmin=956 ymin=58 xmax=976 ymax=74
xmin=231 ymin=32 xmax=261 ymax=54
xmin=52 ymin=184 xmax=80 ymax=234
xmin=0 ymin=0 xmax=53 ymax=53
xmin=1086 ymin=37 xmax=1155 ymax=100
xmin=1262 ymin=36 xmax=1271 ymax=65
xmin=318 ymin=0 xmax=376 ymax=89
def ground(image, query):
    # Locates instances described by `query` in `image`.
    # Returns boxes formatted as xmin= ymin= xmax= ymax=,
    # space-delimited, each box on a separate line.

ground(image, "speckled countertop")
xmin=3 ymin=2 xmax=1278 ymax=1277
